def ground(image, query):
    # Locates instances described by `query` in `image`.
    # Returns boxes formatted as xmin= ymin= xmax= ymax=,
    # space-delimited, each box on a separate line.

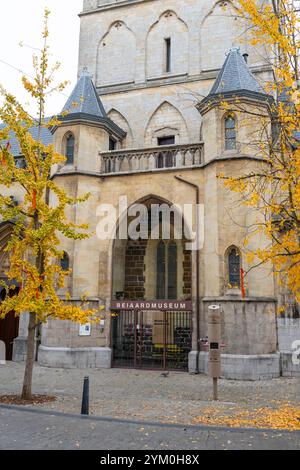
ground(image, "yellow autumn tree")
xmin=0 ymin=10 xmax=100 ymax=400
xmin=221 ymin=0 xmax=300 ymax=303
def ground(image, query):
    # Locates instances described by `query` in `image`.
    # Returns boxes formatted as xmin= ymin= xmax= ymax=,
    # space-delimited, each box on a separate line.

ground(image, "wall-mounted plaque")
xmin=79 ymin=323 xmax=91 ymax=337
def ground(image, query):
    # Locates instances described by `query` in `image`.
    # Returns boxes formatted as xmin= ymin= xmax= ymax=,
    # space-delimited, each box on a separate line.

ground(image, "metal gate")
xmin=112 ymin=310 xmax=192 ymax=371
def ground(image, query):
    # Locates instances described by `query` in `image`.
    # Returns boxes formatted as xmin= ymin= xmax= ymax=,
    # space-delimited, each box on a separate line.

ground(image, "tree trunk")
xmin=21 ymin=313 xmax=36 ymax=400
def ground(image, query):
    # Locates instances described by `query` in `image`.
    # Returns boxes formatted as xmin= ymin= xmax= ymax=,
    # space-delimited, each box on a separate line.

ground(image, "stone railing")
xmin=100 ymin=143 xmax=204 ymax=175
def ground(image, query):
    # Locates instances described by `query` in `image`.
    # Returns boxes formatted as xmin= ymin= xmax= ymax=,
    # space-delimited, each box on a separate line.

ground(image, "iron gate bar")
xmin=163 ymin=311 xmax=167 ymax=371
xmin=111 ymin=308 xmax=192 ymax=372
xmin=134 ymin=310 xmax=137 ymax=369
xmin=141 ymin=311 xmax=144 ymax=368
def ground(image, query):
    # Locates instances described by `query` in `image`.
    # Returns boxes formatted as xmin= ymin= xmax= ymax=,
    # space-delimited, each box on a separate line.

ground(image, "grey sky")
xmin=0 ymin=0 xmax=83 ymax=117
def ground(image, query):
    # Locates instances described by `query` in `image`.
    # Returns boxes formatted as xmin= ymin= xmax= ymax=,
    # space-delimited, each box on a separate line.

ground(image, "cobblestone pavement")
xmin=0 ymin=363 xmax=299 ymax=425
xmin=0 ymin=406 xmax=299 ymax=450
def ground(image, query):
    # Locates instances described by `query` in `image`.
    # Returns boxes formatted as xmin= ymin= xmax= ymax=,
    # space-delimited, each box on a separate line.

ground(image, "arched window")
xmin=156 ymin=241 xmax=177 ymax=299
xmin=225 ymin=115 xmax=237 ymax=150
xmin=60 ymin=252 xmax=70 ymax=272
xmin=228 ymin=247 xmax=241 ymax=288
xmin=168 ymin=242 xmax=177 ymax=299
xmin=157 ymin=241 xmax=166 ymax=299
xmin=65 ymin=133 xmax=75 ymax=165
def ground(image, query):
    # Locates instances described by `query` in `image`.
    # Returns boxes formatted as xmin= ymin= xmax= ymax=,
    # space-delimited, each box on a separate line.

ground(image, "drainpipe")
xmin=175 ymin=175 xmax=200 ymax=374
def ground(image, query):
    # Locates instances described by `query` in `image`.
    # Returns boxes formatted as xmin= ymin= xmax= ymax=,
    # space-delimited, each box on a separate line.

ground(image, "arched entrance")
xmin=0 ymin=288 xmax=19 ymax=361
xmin=111 ymin=196 xmax=193 ymax=371
xmin=0 ymin=222 xmax=20 ymax=361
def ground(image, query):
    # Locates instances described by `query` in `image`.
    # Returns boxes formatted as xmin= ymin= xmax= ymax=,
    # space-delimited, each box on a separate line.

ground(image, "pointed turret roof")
xmin=61 ymin=68 xmax=107 ymax=119
xmin=58 ymin=69 xmax=125 ymax=139
xmin=198 ymin=48 xmax=272 ymax=114
xmin=210 ymin=48 xmax=264 ymax=95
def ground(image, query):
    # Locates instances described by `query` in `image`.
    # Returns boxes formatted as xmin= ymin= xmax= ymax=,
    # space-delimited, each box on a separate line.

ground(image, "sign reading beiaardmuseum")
xmin=110 ymin=300 xmax=193 ymax=311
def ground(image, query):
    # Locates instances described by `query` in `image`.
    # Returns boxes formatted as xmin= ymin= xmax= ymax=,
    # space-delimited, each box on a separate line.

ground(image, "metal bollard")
xmin=81 ymin=376 xmax=90 ymax=415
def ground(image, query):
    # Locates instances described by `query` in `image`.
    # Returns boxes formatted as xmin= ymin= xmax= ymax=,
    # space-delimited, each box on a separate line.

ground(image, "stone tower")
xmin=78 ymin=0 xmax=272 ymax=151
xmin=3 ymin=1 xmax=293 ymax=378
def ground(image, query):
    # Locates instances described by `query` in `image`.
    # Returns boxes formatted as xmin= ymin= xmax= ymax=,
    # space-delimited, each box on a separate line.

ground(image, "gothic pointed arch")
xmin=225 ymin=245 xmax=242 ymax=289
xmin=111 ymin=194 xmax=192 ymax=302
xmin=200 ymin=1 xmax=240 ymax=71
xmin=107 ymin=108 xmax=134 ymax=148
xmin=96 ymin=20 xmax=136 ymax=86
xmin=62 ymin=131 xmax=75 ymax=165
xmin=145 ymin=101 xmax=189 ymax=146
xmin=146 ymin=10 xmax=189 ymax=78
xmin=223 ymin=112 xmax=237 ymax=151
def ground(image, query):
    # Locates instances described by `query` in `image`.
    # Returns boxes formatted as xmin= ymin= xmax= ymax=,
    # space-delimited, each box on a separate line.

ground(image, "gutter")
xmin=175 ymin=175 xmax=201 ymax=374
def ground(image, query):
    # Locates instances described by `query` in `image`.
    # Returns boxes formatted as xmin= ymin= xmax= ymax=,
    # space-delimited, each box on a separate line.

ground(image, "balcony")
xmin=100 ymin=142 xmax=204 ymax=175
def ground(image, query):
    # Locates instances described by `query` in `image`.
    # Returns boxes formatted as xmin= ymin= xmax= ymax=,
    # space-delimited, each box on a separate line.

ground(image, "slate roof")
xmin=0 ymin=121 xmax=53 ymax=157
xmin=61 ymin=68 xmax=107 ymax=120
xmin=198 ymin=48 xmax=272 ymax=114
xmin=209 ymin=47 xmax=264 ymax=95
xmin=58 ymin=69 xmax=125 ymax=138
xmin=0 ymin=71 xmax=126 ymax=156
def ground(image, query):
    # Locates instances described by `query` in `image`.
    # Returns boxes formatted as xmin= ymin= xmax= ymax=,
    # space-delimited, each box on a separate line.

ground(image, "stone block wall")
xmin=79 ymin=0 xmax=272 ymax=149
xmin=41 ymin=300 xmax=109 ymax=349
xmin=277 ymin=318 xmax=300 ymax=352
xmin=195 ymin=351 xmax=280 ymax=380
xmin=200 ymin=298 xmax=277 ymax=356
xmin=280 ymin=352 xmax=300 ymax=377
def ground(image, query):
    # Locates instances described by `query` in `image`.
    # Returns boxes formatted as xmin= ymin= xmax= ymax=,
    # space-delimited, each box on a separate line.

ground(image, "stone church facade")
xmin=2 ymin=0 xmax=297 ymax=379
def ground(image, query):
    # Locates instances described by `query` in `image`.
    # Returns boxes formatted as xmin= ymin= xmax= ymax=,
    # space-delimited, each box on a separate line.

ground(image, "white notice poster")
xmin=79 ymin=323 xmax=91 ymax=336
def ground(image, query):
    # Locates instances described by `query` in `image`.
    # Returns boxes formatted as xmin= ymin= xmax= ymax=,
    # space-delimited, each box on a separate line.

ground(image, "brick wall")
xmin=124 ymin=239 xmax=192 ymax=300
xmin=124 ymin=240 xmax=147 ymax=299
xmin=183 ymin=249 xmax=192 ymax=299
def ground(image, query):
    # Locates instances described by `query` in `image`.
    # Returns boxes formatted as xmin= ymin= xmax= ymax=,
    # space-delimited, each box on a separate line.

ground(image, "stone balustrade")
xmin=100 ymin=142 xmax=204 ymax=175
